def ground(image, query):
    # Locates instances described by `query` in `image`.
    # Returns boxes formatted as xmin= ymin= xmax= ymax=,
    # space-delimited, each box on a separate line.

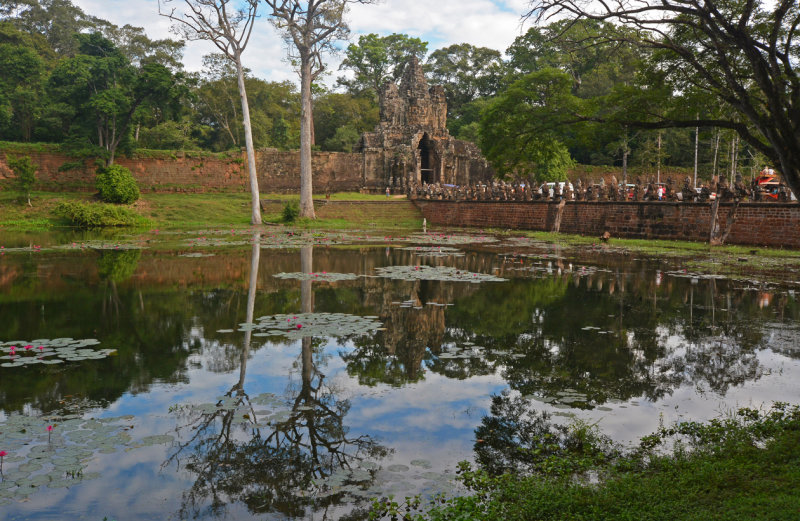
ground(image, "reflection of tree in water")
xmin=431 ymin=268 xmax=793 ymax=406
xmin=473 ymin=390 xmax=616 ymax=476
xmin=169 ymin=244 xmax=387 ymax=519
xmin=343 ymin=279 xmax=448 ymax=387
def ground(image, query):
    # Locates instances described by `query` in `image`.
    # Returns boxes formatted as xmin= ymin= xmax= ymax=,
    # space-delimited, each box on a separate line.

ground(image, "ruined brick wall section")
xmin=414 ymin=200 xmax=800 ymax=249
xmin=255 ymin=151 xmax=363 ymax=193
xmin=0 ymin=149 xmax=365 ymax=193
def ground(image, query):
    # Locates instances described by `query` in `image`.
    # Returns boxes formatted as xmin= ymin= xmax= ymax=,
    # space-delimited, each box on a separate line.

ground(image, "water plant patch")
xmin=0 ymin=339 xmax=117 ymax=368
xmin=229 ymin=313 xmax=384 ymax=340
xmin=374 ymin=265 xmax=507 ymax=283
xmin=0 ymin=409 xmax=171 ymax=506
xmin=273 ymin=271 xmax=360 ymax=282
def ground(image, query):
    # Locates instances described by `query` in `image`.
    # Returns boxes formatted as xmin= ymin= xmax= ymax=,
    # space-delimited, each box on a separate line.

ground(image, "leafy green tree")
xmin=504 ymin=20 xmax=645 ymax=167
xmin=480 ymin=69 xmax=577 ymax=182
xmin=95 ymin=164 xmax=140 ymax=204
xmin=192 ymin=54 xmax=301 ymax=151
xmin=425 ymin=43 xmax=503 ymax=128
xmin=0 ymin=22 xmax=48 ymax=141
xmin=526 ymin=0 xmax=800 ymax=199
xmin=48 ymin=33 xmax=183 ymax=165
xmin=337 ymin=32 xmax=428 ymax=97
xmin=3 ymin=0 xmax=95 ymax=56
xmin=94 ymin=21 xmax=185 ymax=70
xmin=6 ymin=154 xmax=37 ymax=206
xmin=313 ymin=92 xmax=377 ymax=151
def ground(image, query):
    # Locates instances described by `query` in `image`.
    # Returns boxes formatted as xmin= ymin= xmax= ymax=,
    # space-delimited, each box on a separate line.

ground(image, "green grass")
xmin=376 ymin=406 xmax=800 ymax=521
xmin=0 ymin=191 xmax=422 ymax=231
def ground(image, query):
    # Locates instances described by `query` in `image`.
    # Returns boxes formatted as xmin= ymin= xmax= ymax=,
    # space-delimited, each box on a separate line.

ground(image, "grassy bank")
xmin=0 ymin=191 xmax=423 ymax=231
xmin=374 ymin=405 xmax=800 ymax=521
xmin=506 ymin=230 xmax=800 ymax=283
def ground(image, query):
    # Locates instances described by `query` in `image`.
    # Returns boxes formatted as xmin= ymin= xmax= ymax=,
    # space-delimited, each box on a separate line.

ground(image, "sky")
xmin=71 ymin=0 xmax=533 ymax=86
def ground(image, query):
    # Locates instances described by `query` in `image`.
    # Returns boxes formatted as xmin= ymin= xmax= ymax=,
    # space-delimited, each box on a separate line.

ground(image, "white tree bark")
xmin=236 ymin=53 xmax=262 ymax=225
xmin=299 ymin=55 xmax=315 ymax=219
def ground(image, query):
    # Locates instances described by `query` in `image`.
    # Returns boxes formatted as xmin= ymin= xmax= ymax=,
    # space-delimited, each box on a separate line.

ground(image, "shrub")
xmin=95 ymin=165 xmax=140 ymax=204
xmin=6 ymin=154 xmax=37 ymax=205
xmin=54 ymin=201 xmax=147 ymax=228
xmin=281 ymin=200 xmax=300 ymax=222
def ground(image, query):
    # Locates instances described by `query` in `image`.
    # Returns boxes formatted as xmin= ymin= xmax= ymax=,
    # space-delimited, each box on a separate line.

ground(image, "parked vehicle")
xmin=756 ymin=173 xmax=786 ymax=201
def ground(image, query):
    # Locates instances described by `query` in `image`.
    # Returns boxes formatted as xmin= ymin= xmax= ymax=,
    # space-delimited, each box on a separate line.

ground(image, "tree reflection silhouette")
xmin=168 ymin=243 xmax=387 ymax=519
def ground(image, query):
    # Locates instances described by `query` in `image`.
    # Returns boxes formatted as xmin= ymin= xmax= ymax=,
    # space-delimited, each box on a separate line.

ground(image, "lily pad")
xmin=374 ymin=265 xmax=506 ymax=283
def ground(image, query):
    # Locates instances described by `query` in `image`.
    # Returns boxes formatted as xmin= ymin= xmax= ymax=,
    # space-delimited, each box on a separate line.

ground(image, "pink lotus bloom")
xmin=47 ymin=425 xmax=53 ymax=432
xmin=25 ymin=345 xmax=32 ymax=350
xmin=38 ymin=346 xmax=44 ymax=351
xmin=0 ymin=450 xmax=7 ymax=457
xmin=296 ymin=324 xmax=302 ymax=329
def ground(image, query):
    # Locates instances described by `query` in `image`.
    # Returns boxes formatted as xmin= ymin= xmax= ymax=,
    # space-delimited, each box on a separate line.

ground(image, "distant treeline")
xmin=0 ymin=1 xmax=763 ymax=181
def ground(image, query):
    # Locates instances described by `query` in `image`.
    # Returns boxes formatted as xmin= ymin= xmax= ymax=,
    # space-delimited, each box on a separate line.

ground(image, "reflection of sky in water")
xmin=2 ymin=240 xmax=800 ymax=520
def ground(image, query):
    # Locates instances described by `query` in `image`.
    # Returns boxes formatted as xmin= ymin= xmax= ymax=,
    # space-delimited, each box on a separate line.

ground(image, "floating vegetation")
xmin=665 ymin=270 xmax=729 ymax=281
xmin=176 ymin=393 xmax=295 ymax=429
xmin=178 ymin=252 xmax=215 ymax=258
xmin=403 ymin=233 xmax=498 ymax=246
xmin=0 ymin=410 xmax=163 ymax=505
xmin=374 ymin=265 xmax=507 ymax=283
xmin=54 ymin=240 xmax=145 ymax=252
xmin=0 ymin=339 xmax=116 ymax=369
xmin=273 ymin=271 xmax=360 ymax=282
xmin=228 ymin=313 xmax=383 ymax=340
xmin=401 ymin=246 xmax=465 ymax=258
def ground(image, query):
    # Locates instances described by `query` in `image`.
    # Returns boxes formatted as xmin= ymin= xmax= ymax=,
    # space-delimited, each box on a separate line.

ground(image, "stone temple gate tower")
xmin=355 ymin=58 xmax=495 ymax=190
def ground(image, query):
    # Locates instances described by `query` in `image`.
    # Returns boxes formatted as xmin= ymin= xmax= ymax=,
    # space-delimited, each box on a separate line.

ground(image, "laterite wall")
xmin=413 ymin=200 xmax=800 ymax=249
xmin=0 ymin=149 xmax=365 ymax=193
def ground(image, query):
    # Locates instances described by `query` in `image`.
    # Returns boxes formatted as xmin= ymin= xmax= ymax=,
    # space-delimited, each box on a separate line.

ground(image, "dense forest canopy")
xmin=0 ymin=0 xmax=789 ymax=186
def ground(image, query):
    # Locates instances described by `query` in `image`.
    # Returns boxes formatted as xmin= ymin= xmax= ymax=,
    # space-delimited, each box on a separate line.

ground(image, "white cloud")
xmin=70 ymin=0 xmax=534 ymax=86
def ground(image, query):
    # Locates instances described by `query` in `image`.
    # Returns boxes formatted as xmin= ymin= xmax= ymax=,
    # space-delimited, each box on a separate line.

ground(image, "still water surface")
xmin=1 ymin=229 xmax=799 ymax=520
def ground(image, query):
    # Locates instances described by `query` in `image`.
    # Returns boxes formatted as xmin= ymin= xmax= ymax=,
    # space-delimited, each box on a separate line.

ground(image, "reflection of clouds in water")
xmin=342 ymin=372 xmax=506 ymax=434
xmin=559 ymin=349 xmax=800 ymax=447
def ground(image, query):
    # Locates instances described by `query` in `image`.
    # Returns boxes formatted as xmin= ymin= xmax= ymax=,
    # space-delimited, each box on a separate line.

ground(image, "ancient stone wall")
xmin=414 ymin=200 xmax=800 ymax=249
xmin=356 ymin=58 xmax=495 ymax=189
xmin=0 ymin=148 xmax=365 ymax=193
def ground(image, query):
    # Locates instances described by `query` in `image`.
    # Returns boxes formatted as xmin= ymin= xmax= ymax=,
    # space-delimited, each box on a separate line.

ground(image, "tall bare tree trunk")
xmin=299 ymin=56 xmax=316 ymax=219
xmin=236 ymin=53 xmax=262 ymax=225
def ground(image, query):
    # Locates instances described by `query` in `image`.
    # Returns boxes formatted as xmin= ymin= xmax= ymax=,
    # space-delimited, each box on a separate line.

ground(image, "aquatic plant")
xmin=0 ymin=338 xmax=117 ymax=369
xmin=373 ymin=265 xmax=507 ymax=283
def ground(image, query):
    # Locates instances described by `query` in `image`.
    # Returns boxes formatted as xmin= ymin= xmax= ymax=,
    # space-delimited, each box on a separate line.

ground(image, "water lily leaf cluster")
xmin=0 ymin=339 xmax=117 ymax=369
xmin=0 ymin=412 xmax=170 ymax=505
xmin=404 ymin=233 xmax=499 ymax=246
xmin=374 ymin=265 xmax=507 ymax=283
xmin=402 ymin=246 xmax=465 ymax=258
xmin=273 ymin=272 xmax=360 ymax=282
xmin=234 ymin=313 xmax=384 ymax=339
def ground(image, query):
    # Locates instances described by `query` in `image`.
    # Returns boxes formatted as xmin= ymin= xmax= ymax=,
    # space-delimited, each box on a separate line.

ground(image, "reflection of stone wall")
xmin=414 ymin=200 xmax=800 ymax=249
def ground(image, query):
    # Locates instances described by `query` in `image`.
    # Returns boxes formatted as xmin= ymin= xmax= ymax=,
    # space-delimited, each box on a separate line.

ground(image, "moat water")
xmin=1 ymin=228 xmax=799 ymax=520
